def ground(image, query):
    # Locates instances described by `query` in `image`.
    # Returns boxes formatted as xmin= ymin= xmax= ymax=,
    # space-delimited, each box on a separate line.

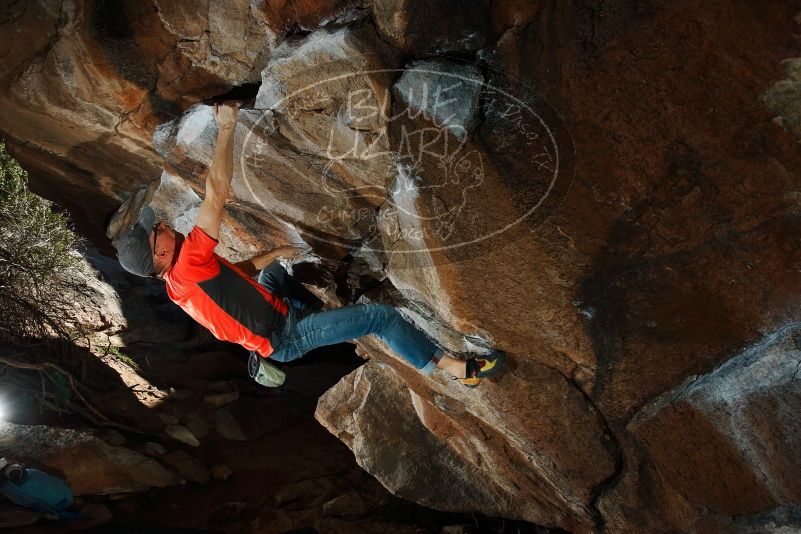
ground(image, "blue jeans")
xmin=257 ymin=261 xmax=442 ymax=373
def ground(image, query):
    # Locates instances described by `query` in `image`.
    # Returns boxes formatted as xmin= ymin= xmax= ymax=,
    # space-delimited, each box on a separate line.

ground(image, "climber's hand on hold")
xmin=213 ymin=101 xmax=240 ymax=131
xmin=272 ymin=245 xmax=304 ymax=260
xmin=233 ymin=245 xmax=306 ymax=276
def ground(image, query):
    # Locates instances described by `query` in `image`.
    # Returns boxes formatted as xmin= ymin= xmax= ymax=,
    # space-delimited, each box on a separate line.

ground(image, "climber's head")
xmin=150 ymin=220 xmax=182 ymax=278
xmin=115 ymin=207 xmax=183 ymax=279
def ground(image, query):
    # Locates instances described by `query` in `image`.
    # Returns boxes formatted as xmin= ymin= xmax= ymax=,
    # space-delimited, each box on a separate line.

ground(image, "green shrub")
xmin=0 ymin=141 xmax=83 ymax=343
xmin=105 ymin=344 xmax=142 ymax=373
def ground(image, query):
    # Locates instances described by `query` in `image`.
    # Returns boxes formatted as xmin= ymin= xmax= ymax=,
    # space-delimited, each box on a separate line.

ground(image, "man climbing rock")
xmin=114 ymin=102 xmax=504 ymax=388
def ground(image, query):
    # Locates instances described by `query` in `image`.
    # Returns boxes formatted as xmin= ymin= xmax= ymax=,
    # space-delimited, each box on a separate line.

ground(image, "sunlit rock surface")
xmin=1 ymin=1 xmax=801 ymax=531
xmin=315 ymin=361 xmax=516 ymax=519
xmin=316 ymin=355 xmax=614 ymax=529
xmin=0 ymin=0 xmax=275 ymax=246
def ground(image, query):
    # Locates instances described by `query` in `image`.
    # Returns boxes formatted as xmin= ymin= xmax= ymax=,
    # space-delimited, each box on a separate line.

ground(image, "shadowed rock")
xmin=2 ymin=1 xmax=801 ymax=531
xmin=599 ymin=325 xmax=801 ymax=531
xmin=763 ymin=58 xmax=801 ymax=140
xmin=0 ymin=423 xmax=177 ymax=495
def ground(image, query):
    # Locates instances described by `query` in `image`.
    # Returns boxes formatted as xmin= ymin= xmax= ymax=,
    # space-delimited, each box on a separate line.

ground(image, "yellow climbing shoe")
xmin=458 ymin=375 xmax=483 ymax=388
xmin=455 ymin=351 xmax=507 ymax=388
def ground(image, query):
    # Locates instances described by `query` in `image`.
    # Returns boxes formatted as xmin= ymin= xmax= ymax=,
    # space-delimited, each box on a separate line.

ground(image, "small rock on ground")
xmin=162 ymin=451 xmax=211 ymax=484
xmin=164 ymin=425 xmax=199 ymax=447
xmin=184 ymin=413 xmax=210 ymax=438
xmin=322 ymin=491 xmax=368 ymax=517
xmin=212 ymin=464 xmax=232 ymax=481
xmin=144 ymin=442 xmax=167 ymax=457
xmin=0 ymin=503 xmax=39 ymax=528
xmin=204 ymin=392 xmax=239 ymax=407
xmin=157 ymin=413 xmax=180 ymax=425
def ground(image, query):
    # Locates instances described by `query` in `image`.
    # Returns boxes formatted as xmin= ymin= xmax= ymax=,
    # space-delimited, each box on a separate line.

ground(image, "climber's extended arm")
xmin=234 ymin=246 xmax=304 ymax=277
xmin=195 ymin=102 xmax=240 ymax=241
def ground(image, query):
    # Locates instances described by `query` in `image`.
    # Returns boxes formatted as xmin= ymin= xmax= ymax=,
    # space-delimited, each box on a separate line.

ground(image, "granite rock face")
xmin=315 ymin=361 xmax=516 ymax=520
xmin=0 ymin=0 xmax=275 ymax=247
xmin=371 ymin=0 xmax=493 ymax=55
xmin=315 ymin=357 xmax=613 ymax=529
xmin=599 ymin=325 xmax=801 ymax=532
xmin=2 ymin=0 xmax=801 ymax=531
xmin=764 ymin=57 xmax=801 ymax=140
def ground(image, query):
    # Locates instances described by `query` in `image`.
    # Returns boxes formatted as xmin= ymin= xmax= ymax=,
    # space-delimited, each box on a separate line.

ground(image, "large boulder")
xmin=599 ymin=325 xmax=801 ymax=532
xmin=315 ymin=362 xmax=518 ymax=522
xmin=146 ymin=18 xmax=407 ymax=262
xmin=0 ymin=0 xmax=275 ymax=247
xmin=3 ymin=0 xmax=801 ymax=531
xmin=0 ymin=424 xmax=177 ymax=495
xmin=374 ymin=55 xmax=576 ymax=360
xmin=317 ymin=336 xmax=615 ymax=531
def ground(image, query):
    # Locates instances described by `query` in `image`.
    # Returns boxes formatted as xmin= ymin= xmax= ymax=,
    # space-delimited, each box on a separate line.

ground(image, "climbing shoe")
xmin=455 ymin=350 xmax=507 ymax=389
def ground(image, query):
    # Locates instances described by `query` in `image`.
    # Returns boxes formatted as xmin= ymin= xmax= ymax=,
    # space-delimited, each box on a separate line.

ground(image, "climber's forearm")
xmin=235 ymin=249 xmax=283 ymax=277
xmin=235 ymin=246 xmax=303 ymax=277
xmin=195 ymin=124 xmax=235 ymax=240
xmin=208 ymin=124 xmax=235 ymax=198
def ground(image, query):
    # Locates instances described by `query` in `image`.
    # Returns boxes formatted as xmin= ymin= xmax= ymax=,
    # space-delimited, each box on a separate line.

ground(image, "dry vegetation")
xmin=0 ymin=141 xmax=111 ymax=423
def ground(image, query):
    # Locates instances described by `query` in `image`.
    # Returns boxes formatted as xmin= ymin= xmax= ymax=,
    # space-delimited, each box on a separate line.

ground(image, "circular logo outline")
xmin=238 ymin=64 xmax=573 ymax=254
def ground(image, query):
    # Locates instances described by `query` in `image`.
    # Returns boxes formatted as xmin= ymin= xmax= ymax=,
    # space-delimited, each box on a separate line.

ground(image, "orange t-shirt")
xmin=164 ymin=227 xmax=287 ymax=357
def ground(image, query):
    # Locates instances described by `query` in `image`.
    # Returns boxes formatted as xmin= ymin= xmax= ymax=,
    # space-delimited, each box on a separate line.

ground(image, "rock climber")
xmin=114 ymin=102 xmax=504 ymax=388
